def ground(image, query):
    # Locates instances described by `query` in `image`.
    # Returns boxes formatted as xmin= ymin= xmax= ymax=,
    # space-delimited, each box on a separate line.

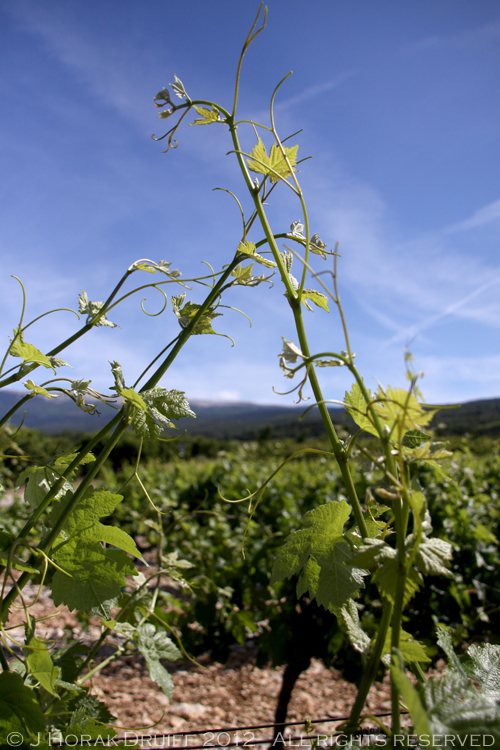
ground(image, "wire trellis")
xmin=49 ymin=711 xmax=411 ymax=747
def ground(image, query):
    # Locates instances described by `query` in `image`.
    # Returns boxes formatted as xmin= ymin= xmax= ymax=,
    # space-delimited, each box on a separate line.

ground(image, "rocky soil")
xmin=2 ymin=581 xmax=404 ymax=744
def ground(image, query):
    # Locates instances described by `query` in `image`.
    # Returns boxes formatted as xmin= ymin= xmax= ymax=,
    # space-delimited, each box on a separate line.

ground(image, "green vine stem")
xmin=0 ymin=252 xmax=245 ymax=621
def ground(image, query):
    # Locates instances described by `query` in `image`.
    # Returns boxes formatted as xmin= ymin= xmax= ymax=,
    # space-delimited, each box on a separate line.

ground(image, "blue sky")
xmin=1 ymin=0 xmax=500 ymax=409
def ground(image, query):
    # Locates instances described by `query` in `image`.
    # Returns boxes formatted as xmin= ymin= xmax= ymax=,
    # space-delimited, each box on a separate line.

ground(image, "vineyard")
xmin=1 ymin=4 xmax=500 ymax=748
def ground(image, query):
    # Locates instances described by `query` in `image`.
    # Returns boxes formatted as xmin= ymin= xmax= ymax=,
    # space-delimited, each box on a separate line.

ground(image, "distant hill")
xmin=1 ymin=389 xmax=499 ymax=439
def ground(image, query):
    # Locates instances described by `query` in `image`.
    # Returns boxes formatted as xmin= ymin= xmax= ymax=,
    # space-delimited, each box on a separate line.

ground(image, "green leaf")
xmin=422 ymin=671 xmax=500 ymax=747
xmin=301 ymin=289 xmax=329 ymax=312
xmin=136 ymin=623 xmax=181 ymax=699
xmin=350 ymin=538 xmax=395 ymax=569
xmin=9 ymin=339 xmax=56 ymax=372
xmin=344 ymin=382 xmax=378 ymax=437
xmin=382 ymin=629 xmax=430 ymax=664
xmin=402 ymin=429 xmax=432 ymax=448
xmin=16 ymin=464 xmax=72 ymax=510
xmin=52 ymin=543 xmax=137 ymax=615
xmin=271 ymin=501 xmax=366 ymax=611
xmin=337 ymin=599 xmax=370 ymax=656
xmin=131 ymin=387 xmax=195 ymax=440
xmin=170 ymin=75 xmax=189 ymax=100
xmin=415 ymin=537 xmax=453 ymax=577
xmin=26 ymin=637 xmax=60 ymax=695
xmin=66 ymin=706 xmax=116 ymax=741
xmin=119 ymin=387 xmax=148 ymax=412
xmin=172 ymin=293 xmax=223 ymax=334
xmin=247 ymin=137 xmax=298 ymax=183
xmin=155 ymin=87 xmax=172 ymax=105
xmin=236 ymin=240 xmax=276 ymax=268
xmin=24 ymin=379 xmax=53 ymax=398
xmin=463 ymin=643 xmax=500 ymax=700
xmin=50 ymin=357 xmax=71 ymax=369
xmin=373 ymin=559 xmax=422 ymax=607
xmin=192 ymin=104 xmax=221 ymax=125
xmin=436 ymin=626 xmax=467 ymax=677
xmin=78 ymin=290 xmax=116 ymax=328
xmin=373 ymin=386 xmax=436 ymax=439
xmin=49 ymin=487 xmax=141 ymax=613
xmin=231 ymin=263 xmax=255 ymax=284
xmin=109 ymin=360 xmax=125 ymax=392
xmin=0 ymin=671 xmax=45 ymax=740
xmin=48 ymin=487 xmax=142 ymax=560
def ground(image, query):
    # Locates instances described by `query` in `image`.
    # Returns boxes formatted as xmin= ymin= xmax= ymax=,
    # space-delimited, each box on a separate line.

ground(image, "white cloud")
xmin=275 ymin=70 xmax=358 ymax=112
xmin=444 ymin=197 xmax=500 ymax=233
xmin=406 ymin=19 xmax=500 ymax=53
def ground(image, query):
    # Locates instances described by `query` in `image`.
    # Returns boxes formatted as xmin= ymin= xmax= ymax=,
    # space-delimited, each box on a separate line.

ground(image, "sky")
xmin=1 ymin=0 xmax=500 ymax=410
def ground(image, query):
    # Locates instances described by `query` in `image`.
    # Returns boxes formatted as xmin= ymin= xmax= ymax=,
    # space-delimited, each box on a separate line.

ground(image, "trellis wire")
xmin=50 ymin=711 xmax=410 ymax=746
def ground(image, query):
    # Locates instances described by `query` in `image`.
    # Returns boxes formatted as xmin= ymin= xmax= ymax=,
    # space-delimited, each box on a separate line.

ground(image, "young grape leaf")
xmin=373 ymin=386 xmax=436 ymax=438
xmin=279 ymin=338 xmax=304 ymax=365
xmin=236 ymin=240 xmax=276 ymax=268
xmin=271 ymin=501 xmax=366 ymax=611
xmin=422 ymin=671 xmax=500 ymax=747
xmin=26 ymin=637 xmax=60 ymax=696
xmin=52 ymin=543 xmax=137 ymax=615
xmin=9 ymin=340 xmax=56 ymax=372
xmin=373 ymin=559 xmax=422 ymax=607
xmin=50 ymin=357 xmax=71 ymax=369
xmin=290 ymin=221 xmax=304 ymax=237
xmin=66 ymin=707 xmax=117 ymax=741
xmin=24 ymin=379 xmax=53 ymax=398
xmin=170 ymin=75 xmax=189 ymax=100
xmin=156 ymin=260 xmax=181 ymax=278
xmin=172 ymin=293 xmax=223 ymax=334
xmin=108 ymin=361 xmax=125 ymax=393
xmin=155 ymin=87 xmax=172 ymax=105
xmin=344 ymin=382 xmax=378 ymax=437
xmin=337 ymin=599 xmax=370 ymax=656
xmin=301 ymin=289 xmax=329 ymax=312
xmin=119 ymin=387 xmax=148 ymax=413
xmin=436 ymin=626 xmax=467 ymax=677
xmin=231 ymin=263 xmax=255 ymax=285
xmin=0 ymin=671 xmax=45 ymax=739
xmin=401 ymin=442 xmax=453 ymax=464
xmin=78 ymin=290 xmax=116 ymax=328
xmin=192 ymin=104 xmax=221 ymax=125
xmin=136 ymin=623 xmax=181 ymax=699
xmin=131 ymin=387 xmax=195 ymax=440
xmin=382 ymin=629 xmax=430 ymax=664
xmin=49 ymin=488 xmax=141 ymax=613
xmin=414 ymin=536 xmax=453 ymax=578
xmin=402 ymin=430 xmax=432 ymax=448
xmin=463 ymin=643 xmax=500 ymax=700
xmin=247 ymin=138 xmax=299 ymax=183
xmin=310 ymin=232 xmax=328 ymax=259
xmin=48 ymin=488 xmax=142 ymax=559
xmin=17 ymin=466 xmax=70 ymax=510
xmin=350 ymin=538 xmax=396 ymax=569
xmin=16 ymin=452 xmax=95 ymax=510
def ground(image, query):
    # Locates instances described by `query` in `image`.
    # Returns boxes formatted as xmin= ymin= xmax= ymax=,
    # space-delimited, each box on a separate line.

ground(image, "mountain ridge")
xmin=1 ymin=390 xmax=500 ymax=439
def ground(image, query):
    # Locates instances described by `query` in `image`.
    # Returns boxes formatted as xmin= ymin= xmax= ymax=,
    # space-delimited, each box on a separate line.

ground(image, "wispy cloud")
xmin=275 ymin=70 xmax=358 ymax=111
xmin=406 ymin=19 xmax=500 ymax=53
xmin=7 ymin=1 xmax=155 ymax=130
xmin=309 ymin=175 xmax=500 ymax=346
xmin=444 ymin=197 xmax=500 ymax=233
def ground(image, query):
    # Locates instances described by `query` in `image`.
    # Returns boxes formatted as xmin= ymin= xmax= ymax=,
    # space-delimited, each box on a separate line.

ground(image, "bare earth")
xmin=4 ymin=582 xmax=401 ymax=744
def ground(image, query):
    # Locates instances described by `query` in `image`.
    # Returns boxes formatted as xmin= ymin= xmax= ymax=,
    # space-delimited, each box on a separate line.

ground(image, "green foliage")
xmin=271 ymin=501 xmax=366 ymax=610
xmin=0 ymin=5 xmax=498 ymax=741
xmin=247 ymin=138 xmax=298 ymax=183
